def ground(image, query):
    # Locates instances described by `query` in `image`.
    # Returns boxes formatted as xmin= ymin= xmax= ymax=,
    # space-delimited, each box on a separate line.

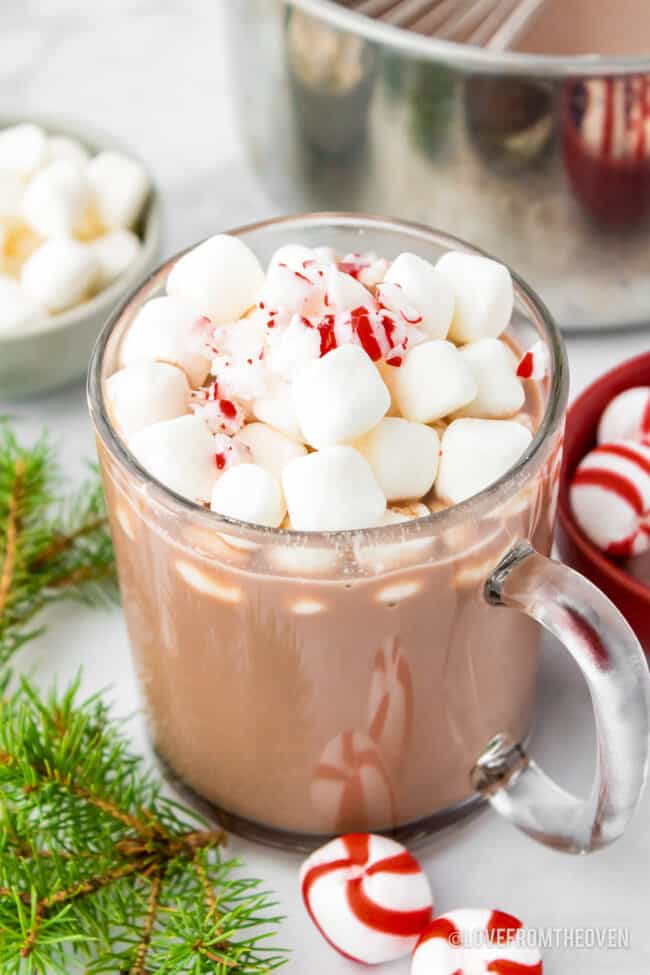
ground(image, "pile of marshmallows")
xmin=571 ymin=386 xmax=650 ymax=559
xmin=300 ymin=832 xmax=543 ymax=972
xmin=0 ymin=122 xmax=149 ymax=333
xmin=108 ymin=233 xmax=545 ymax=533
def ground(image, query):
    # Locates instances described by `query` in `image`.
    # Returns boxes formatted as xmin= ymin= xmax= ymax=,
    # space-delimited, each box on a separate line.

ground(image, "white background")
xmin=1 ymin=2 xmax=649 ymax=972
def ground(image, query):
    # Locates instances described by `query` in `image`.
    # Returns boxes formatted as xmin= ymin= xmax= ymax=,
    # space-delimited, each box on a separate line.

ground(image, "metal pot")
xmin=226 ymin=0 xmax=650 ymax=331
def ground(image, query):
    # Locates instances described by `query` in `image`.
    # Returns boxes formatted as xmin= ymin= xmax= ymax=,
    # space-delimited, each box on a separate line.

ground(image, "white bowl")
xmin=0 ymin=115 xmax=162 ymax=398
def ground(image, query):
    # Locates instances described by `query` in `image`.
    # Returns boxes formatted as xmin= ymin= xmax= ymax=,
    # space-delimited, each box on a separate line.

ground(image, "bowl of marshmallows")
xmin=557 ymin=351 xmax=650 ymax=653
xmin=0 ymin=117 xmax=161 ymax=397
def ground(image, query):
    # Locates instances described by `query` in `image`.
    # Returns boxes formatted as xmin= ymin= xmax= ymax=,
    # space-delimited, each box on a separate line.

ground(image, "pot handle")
xmin=471 ymin=542 xmax=650 ymax=853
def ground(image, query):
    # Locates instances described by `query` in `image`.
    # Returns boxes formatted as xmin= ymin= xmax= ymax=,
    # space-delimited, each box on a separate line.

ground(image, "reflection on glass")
xmin=563 ymin=76 xmax=650 ymax=225
xmin=286 ymin=9 xmax=377 ymax=157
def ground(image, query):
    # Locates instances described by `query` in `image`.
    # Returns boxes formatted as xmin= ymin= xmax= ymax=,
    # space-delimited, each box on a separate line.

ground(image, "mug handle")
xmin=471 ymin=542 xmax=650 ymax=853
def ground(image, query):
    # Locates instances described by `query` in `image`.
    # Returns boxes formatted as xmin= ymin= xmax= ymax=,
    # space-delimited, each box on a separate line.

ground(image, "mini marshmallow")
xmin=268 ymin=314 xmax=320 ymax=380
xmin=356 ymin=417 xmax=439 ymax=501
xmin=235 ymin=422 xmax=307 ymax=480
xmin=359 ymin=256 xmax=389 ymax=289
xmin=253 ymin=381 xmax=304 ymax=441
xmin=457 ymin=338 xmax=525 ymax=418
xmin=167 ymin=234 xmax=265 ymax=325
xmin=22 ymin=160 xmax=89 ymax=238
xmin=47 ymin=135 xmax=90 ymax=168
xmin=260 ymin=260 xmax=324 ymax=317
xmin=211 ymin=310 xmax=267 ymax=362
xmin=283 ymin=446 xmax=386 ymax=530
xmin=0 ymin=274 xmax=45 ymax=333
xmin=325 ymin=265 xmax=375 ymax=312
xmin=0 ymin=171 xmax=24 ymax=219
xmin=119 ymin=295 xmax=212 ymax=387
xmin=129 ymin=414 xmax=217 ymax=501
xmin=0 ymin=123 xmax=47 ymax=176
xmin=268 ymin=243 xmax=328 ymax=274
xmin=293 ymin=344 xmax=390 ymax=447
xmin=301 ymin=834 xmax=433 ymax=965
xmin=21 ymin=237 xmax=98 ymax=312
xmin=436 ymin=418 xmax=533 ymax=505
xmin=211 ymin=463 xmax=286 ymax=527
xmin=87 ymin=150 xmax=149 ymax=229
xmin=211 ymin=352 xmax=267 ymax=403
xmin=89 ymin=229 xmax=141 ymax=289
xmin=388 ymin=341 xmax=477 ymax=423
xmin=384 ymin=252 xmax=455 ymax=339
xmin=106 ymin=361 xmax=190 ymax=437
xmin=436 ymin=251 xmax=514 ymax=343
xmin=597 ymin=387 xmax=650 ymax=445
xmin=313 ymin=245 xmax=337 ymax=265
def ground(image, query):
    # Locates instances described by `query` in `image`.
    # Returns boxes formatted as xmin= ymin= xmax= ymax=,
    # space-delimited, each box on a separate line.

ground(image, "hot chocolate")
xmin=94 ymin=219 xmax=559 ymax=844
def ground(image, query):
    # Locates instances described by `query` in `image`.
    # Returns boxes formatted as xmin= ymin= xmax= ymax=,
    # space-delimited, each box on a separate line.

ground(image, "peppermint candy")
xmin=597 ymin=386 xmax=650 ymax=446
xmin=301 ymin=833 xmax=434 ymax=965
xmin=570 ymin=439 xmax=650 ymax=557
xmin=412 ymin=909 xmax=542 ymax=974
xmin=191 ymin=383 xmax=245 ymax=436
xmin=212 ymin=433 xmax=250 ymax=474
xmin=321 ymin=306 xmax=410 ymax=364
xmin=516 ymin=341 xmax=549 ymax=381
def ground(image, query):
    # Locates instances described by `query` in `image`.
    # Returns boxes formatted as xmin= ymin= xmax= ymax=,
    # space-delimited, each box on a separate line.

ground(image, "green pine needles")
xmin=0 ymin=678 xmax=286 ymax=974
xmin=0 ymin=422 xmax=288 ymax=972
xmin=0 ymin=421 xmax=116 ymax=666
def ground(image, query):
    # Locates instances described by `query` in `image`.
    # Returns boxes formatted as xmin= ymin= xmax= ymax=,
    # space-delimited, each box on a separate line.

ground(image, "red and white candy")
xmin=301 ymin=833 xmax=433 ymax=965
xmin=570 ymin=439 xmax=650 ymax=557
xmin=412 ymin=909 xmax=542 ymax=975
xmin=191 ymin=383 xmax=245 ymax=436
xmin=597 ymin=386 xmax=650 ymax=446
xmin=516 ymin=341 xmax=549 ymax=381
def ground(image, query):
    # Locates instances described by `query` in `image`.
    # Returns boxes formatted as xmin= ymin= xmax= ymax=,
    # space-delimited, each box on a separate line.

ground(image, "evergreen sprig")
xmin=0 ymin=422 xmax=116 ymax=665
xmin=0 ymin=677 xmax=287 ymax=974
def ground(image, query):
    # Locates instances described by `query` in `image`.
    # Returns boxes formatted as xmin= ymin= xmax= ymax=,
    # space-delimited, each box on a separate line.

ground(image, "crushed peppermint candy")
xmin=516 ymin=341 xmax=550 ymax=381
xmin=113 ymin=234 xmax=543 ymax=530
xmin=191 ymin=383 xmax=246 ymax=436
xmin=213 ymin=432 xmax=251 ymax=472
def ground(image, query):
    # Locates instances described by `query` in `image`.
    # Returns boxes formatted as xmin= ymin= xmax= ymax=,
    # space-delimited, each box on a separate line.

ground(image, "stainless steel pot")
xmin=226 ymin=0 xmax=650 ymax=331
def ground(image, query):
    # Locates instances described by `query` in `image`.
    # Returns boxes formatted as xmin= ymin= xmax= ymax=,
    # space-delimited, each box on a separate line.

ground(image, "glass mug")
xmin=88 ymin=215 xmax=649 ymax=853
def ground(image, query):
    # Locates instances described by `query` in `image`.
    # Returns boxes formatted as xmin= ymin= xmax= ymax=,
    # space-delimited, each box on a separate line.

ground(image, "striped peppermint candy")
xmin=570 ymin=439 xmax=650 ymax=557
xmin=412 ymin=909 xmax=542 ymax=975
xmin=516 ymin=341 xmax=549 ymax=381
xmin=319 ymin=306 xmax=411 ymax=365
xmin=597 ymin=386 xmax=650 ymax=446
xmin=301 ymin=833 xmax=434 ymax=965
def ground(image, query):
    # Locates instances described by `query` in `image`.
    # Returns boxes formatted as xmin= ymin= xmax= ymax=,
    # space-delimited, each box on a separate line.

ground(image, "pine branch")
xmin=0 ymin=422 xmax=117 ymax=666
xmin=0 ymin=677 xmax=287 ymax=974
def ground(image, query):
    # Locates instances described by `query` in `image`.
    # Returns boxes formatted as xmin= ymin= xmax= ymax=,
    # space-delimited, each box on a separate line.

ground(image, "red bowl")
xmin=556 ymin=351 xmax=650 ymax=654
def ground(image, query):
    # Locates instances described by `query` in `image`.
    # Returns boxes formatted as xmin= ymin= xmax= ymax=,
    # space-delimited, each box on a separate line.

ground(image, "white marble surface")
xmin=1 ymin=2 xmax=649 ymax=973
